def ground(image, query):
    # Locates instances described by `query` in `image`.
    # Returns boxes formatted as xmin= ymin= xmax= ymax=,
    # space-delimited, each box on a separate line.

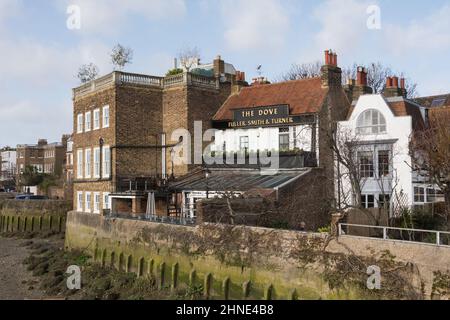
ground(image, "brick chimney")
xmin=384 ymin=76 xmax=407 ymax=98
xmin=231 ymin=70 xmax=249 ymax=94
xmin=347 ymin=66 xmax=373 ymax=101
xmin=37 ymin=139 xmax=48 ymax=146
xmin=251 ymin=77 xmax=270 ymax=86
xmin=321 ymin=50 xmax=342 ymax=89
xmin=213 ymin=55 xmax=225 ymax=77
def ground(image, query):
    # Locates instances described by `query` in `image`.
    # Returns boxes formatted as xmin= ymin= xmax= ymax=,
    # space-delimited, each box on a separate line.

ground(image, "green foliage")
xmin=38 ymin=174 xmax=59 ymax=193
xmin=392 ymin=208 xmax=446 ymax=231
xmin=166 ymin=68 xmax=183 ymax=76
xmin=318 ymin=226 xmax=331 ymax=233
xmin=20 ymin=166 xmax=44 ymax=186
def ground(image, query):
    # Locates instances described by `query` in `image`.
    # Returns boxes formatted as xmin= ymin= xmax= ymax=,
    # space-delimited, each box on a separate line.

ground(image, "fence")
xmin=339 ymin=223 xmax=450 ymax=247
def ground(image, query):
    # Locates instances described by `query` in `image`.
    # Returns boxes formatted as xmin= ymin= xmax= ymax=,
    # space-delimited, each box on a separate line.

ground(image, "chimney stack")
xmin=346 ymin=66 xmax=373 ymax=102
xmin=384 ymin=76 xmax=407 ymax=98
xmin=321 ymin=49 xmax=342 ymax=88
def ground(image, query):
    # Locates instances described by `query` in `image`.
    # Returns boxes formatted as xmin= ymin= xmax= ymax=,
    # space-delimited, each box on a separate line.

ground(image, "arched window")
xmin=356 ymin=109 xmax=386 ymax=135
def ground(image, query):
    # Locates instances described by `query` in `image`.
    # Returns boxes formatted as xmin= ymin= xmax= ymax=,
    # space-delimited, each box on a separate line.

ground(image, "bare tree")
xmin=111 ymin=43 xmax=134 ymax=71
xmin=277 ymin=61 xmax=322 ymax=81
xmin=77 ymin=63 xmax=99 ymax=84
xmin=278 ymin=61 xmax=418 ymax=98
xmin=178 ymin=46 xmax=201 ymax=72
xmin=410 ymin=107 xmax=450 ymax=228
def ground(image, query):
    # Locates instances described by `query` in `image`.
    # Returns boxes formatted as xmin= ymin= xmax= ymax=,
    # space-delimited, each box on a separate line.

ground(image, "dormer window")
xmin=356 ymin=109 xmax=386 ymax=135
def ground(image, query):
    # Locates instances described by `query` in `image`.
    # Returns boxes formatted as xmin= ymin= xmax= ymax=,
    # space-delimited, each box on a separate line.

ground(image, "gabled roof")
xmin=386 ymin=98 xmax=425 ymax=130
xmin=414 ymin=94 xmax=450 ymax=108
xmin=213 ymin=78 xmax=328 ymax=121
xmin=347 ymin=95 xmax=426 ymax=131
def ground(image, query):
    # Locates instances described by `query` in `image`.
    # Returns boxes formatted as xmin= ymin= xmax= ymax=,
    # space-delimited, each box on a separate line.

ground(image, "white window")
xmin=239 ymin=136 xmax=249 ymax=152
xmin=85 ymin=192 xmax=92 ymax=213
xmin=93 ymin=109 xmax=100 ymax=130
xmin=94 ymin=192 xmax=101 ymax=214
xmin=85 ymin=111 xmax=91 ymax=132
xmin=85 ymin=148 xmax=91 ymax=178
xmin=77 ymin=192 xmax=83 ymax=212
xmin=103 ymin=105 xmax=110 ymax=128
xmin=103 ymin=192 xmax=111 ymax=210
xmin=361 ymin=194 xmax=375 ymax=209
xmin=414 ymin=187 xmax=425 ymax=203
xmin=77 ymin=149 xmax=83 ymax=178
xmin=77 ymin=114 xmax=84 ymax=133
xmin=103 ymin=146 xmax=111 ymax=178
xmin=356 ymin=109 xmax=386 ymax=135
xmin=93 ymin=147 xmax=100 ymax=178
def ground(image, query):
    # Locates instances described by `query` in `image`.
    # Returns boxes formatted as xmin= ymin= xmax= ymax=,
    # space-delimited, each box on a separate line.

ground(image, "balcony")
xmin=73 ymin=71 xmax=220 ymax=99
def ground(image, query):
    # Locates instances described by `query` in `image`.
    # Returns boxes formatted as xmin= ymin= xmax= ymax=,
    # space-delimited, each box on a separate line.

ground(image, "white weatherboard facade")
xmin=338 ymin=95 xmax=421 ymax=213
xmin=213 ymin=124 xmax=314 ymax=153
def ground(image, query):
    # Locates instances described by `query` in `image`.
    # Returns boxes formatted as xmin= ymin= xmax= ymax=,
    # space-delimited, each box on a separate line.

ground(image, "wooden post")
xmin=243 ymin=281 xmax=251 ymax=299
xmin=222 ymin=277 xmax=230 ymax=300
xmin=159 ymin=262 xmax=166 ymax=289
xmin=171 ymin=263 xmax=179 ymax=290
xmin=204 ymin=273 xmax=213 ymax=299
xmin=264 ymin=284 xmax=274 ymax=300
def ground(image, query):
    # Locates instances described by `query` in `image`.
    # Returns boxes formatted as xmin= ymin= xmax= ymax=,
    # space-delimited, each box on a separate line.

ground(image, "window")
xmin=77 ymin=149 xmax=83 ymax=178
xmin=356 ymin=109 xmax=386 ymax=135
xmin=103 ymin=105 xmax=110 ymax=128
xmin=93 ymin=109 xmax=100 ymax=130
xmin=94 ymin=192 xmax=101 ymax=214
xmin=426 ymin=188 xmax=436 ymax=203
xmin=358 ymin=151 xmax=374 ymax=178
xmin=77 ymin=114 xmax=84 ymax=133
xmin=414 ymin=187 xmax=425 ymax=203
xmin=103 ymin=192 xmax=111 ymax=210
xmin=378 ymin=150 xmax=390 ymax=177
xmin=378 ymin=194 xmax=391 ymax=210
xmin=85 ymin=148 xmax=91 ymax=178
xmin=85 ymin=112 xmax=91 ymax=132
xmin=361 ymin=194 xmax=375 ymax=208
xmin=85 ymin=192 xmax=92 ymax=213
xmin=102 ymin=146 xmax=110 ymax=178
xmin=239 ymin=136 xmax=249 ymax=152
xmin=93 ymin=147 xmax=100 ymax=178
xmin=77 ymin=192 xmax=83 ymax=212
xmin=279 ymin=128 xmax=290 ymax=151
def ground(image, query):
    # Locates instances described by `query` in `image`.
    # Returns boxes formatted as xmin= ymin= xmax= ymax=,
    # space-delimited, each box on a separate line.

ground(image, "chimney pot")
xmin=392 ymin=76 xmax=399 ymax=88
xmin=400 ymin=78 xmax=405 ymax=89
xmin=324 ymin=50 xmax=330 ymax=65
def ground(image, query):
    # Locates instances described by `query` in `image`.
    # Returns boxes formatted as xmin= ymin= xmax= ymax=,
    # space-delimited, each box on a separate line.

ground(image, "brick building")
xmin=16 ymin=137 xmax=67 ymax=190
xmin=72 ymin=56 xmax=240 ymax=214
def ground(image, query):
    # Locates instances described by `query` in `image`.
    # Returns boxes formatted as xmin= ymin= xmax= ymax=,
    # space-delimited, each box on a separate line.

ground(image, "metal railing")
xmin=338 ymin=223 xmax=450 ymax=247
xmin=146 ymin=214 xmax=196 ymax=226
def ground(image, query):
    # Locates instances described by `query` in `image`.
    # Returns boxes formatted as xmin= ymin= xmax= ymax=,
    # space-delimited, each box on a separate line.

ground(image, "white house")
xmin=0 ymin=149 xmax=16 ymax=181
xmin=338 ymin=90 xmax=443 ymax=214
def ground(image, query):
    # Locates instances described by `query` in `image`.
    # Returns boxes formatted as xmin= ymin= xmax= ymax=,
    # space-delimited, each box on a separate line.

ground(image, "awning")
xmin=170 ymin=169 xmax=311 ymax=194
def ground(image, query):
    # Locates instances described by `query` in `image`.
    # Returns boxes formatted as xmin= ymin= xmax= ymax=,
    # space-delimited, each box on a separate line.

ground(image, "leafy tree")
xmin=19 ymin=166 xmax=44 ymax=187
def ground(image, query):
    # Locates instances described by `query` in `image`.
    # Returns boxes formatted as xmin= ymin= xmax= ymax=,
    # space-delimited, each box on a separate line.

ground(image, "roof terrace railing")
xmin=73 ymin=71 xmax=219 ymax=99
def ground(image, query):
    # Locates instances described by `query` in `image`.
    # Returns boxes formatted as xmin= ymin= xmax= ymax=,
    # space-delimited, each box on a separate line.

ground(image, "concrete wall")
xmin=0 ymin=199 xmax=69 ymax=234
xmin=65 ymin=211 xmax=450 ymax=300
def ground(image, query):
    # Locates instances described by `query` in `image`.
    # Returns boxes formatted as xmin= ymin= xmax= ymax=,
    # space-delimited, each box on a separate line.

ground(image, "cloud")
xmin=0 ymin=98 xmax=72 ymax=145
xmin=0 ymin=38 xmax=111 ymax=86
xmin=61 ymin=0 xmax=186 ymax=35
xmin=309 ymin=0 xmax=372 ymax=58
xmin=221 ymin=0 xmax=290 ymax=51
xmin=383 ymin=4 xmax=450 ymax=55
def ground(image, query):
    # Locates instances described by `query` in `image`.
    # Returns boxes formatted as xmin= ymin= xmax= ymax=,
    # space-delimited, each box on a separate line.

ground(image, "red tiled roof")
xmin=213 ymin=78 xmax=327 ymax=121
xmin=387 ymin=100 xmax=425 ymax=130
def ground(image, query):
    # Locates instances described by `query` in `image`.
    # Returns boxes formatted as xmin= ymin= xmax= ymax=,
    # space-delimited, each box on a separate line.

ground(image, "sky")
xmin=0 ymin=0 xmax=449 ymax=147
